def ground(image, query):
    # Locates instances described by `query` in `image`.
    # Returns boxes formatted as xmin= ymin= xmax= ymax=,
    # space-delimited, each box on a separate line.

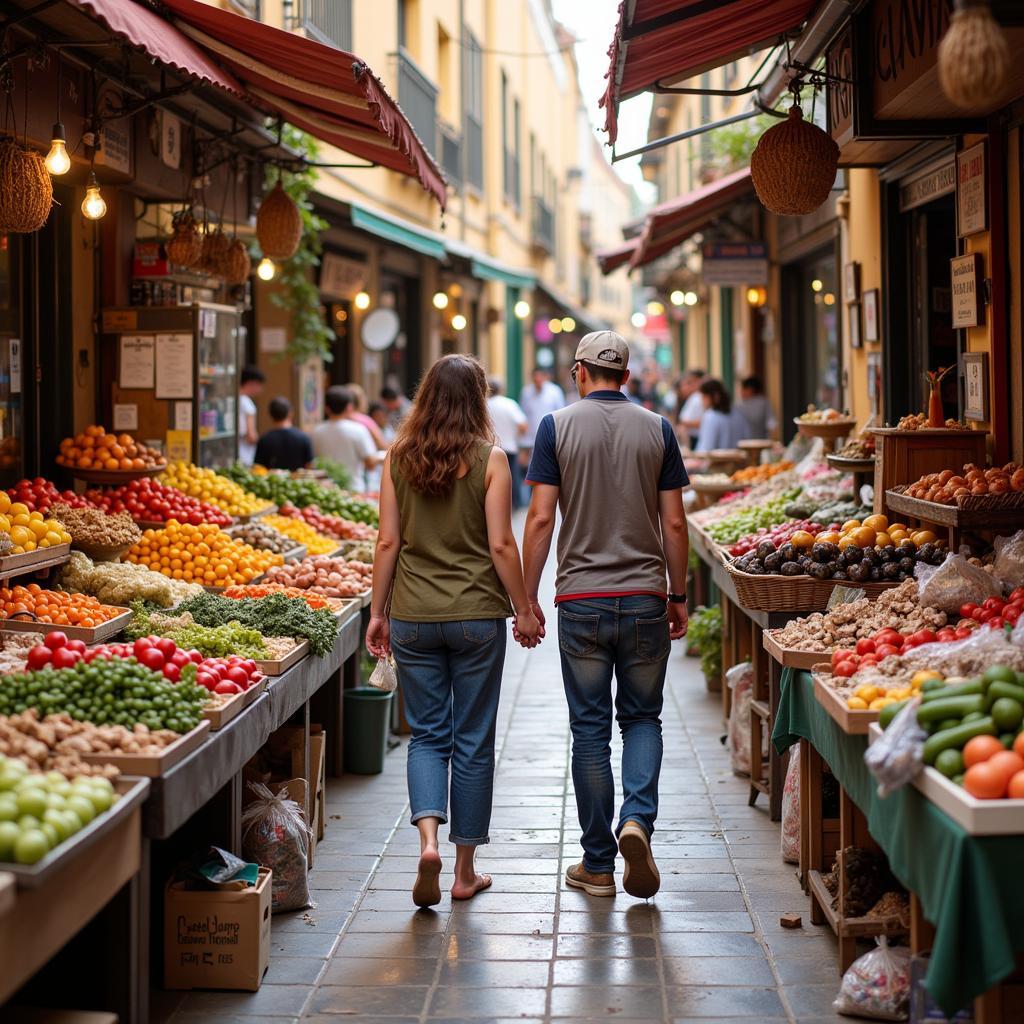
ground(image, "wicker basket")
xmin=200 ymin=230 xmax=230 ymax=276
xmin=751 ymin=106 xmax=839 ymax=217
xmin=166 ymin=213 xmax=204 ymax=268
xmin=221 ymin=239 xmax=252 ymax=285
xmin=0 ymin=139 xmax=53 ymax=233
xmin=938 ymin=4 xmax=1010 ymax=110
xmin=724 ymin=560 xmax=901 ymax=613
xmin=256 ymin=181 xmax=302 ymax=261
xmin=72 ymin=540 xmax=133 ymax=563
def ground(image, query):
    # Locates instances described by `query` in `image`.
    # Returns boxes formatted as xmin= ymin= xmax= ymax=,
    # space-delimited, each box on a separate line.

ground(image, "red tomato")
xmin=964 ymin=763 xmax=1007 ymax=799
xmin=989 ymin=617 xmax=1006 ymax=630
xmin=26 ymin=645 xmax=51 ymax=670
xmin=955 ymin=626 xmax=973 ymax=639
xmin=876 ymin=644 xmax=901 ymax=659
xmin=162 ymin=663 xmax=181 ymax=683
xmin=1010 ymin=588 xmax=1024 ymax=604
xmin=196 ymin=671 xmax=217 ymax=691
xmin=983 ymin=597 xmax=1006 ymax=612
xmin=858 ymin=655 xmax=879 ymax=667
xmin=214 ymin=680 xmax=243 ymax=695
xmin=936 ymin=629 xmax=957 ymax=642
xmin=911 ymin=629 xmax=937 ymax=645
xmin=855 ymin=638 xmax=876 ymax=656
xmin=65 ymin=639 xmax=87 ymax=654
xmin=960 ymin=603 xmax=979 ymax=620
xmin=43 ymin=631 xmax=69 ymax=651
xmin=225 ymin=666 xmax=250 ymax=688
xmin=978 ymin=609 xmax=996 ymax=623
xmin=831 ymin=650 xmax=853 ymax=669
xmin=833 ymin=661 xmax=857 ymax=678
xmin=133 ymin=637 xmax=154 ymax=658
xmin=1003 ymin=606 xmax=1022 ymax=625
xmin=50 ymin=647 xmax=80 ymax=670
xmin=170 ymin=650 xmax=191 ymax=667
xmin=139 ymin=648 xmax=165 ymax=671
xmin=156 ymin=637 xmax=178 ymax=658
xmin=874 ymin=629 xmax=901 ymax=647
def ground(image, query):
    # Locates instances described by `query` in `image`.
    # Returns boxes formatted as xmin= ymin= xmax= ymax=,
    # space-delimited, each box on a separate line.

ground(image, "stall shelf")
xmin=773 ymin=668 xmax=1024 ymax=1019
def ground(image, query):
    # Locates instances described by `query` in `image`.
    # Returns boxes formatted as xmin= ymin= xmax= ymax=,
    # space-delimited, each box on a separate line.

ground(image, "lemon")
xmin=847 ymin=696 xmax=869 ymax=710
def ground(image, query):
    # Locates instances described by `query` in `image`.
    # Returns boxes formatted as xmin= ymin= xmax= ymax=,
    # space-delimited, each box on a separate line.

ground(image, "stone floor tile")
xmin=320 ymin=955 xmax=439 ymax=986
xmin=783 ymin=984 xmax=845 ymax=1017
xmin=548 ymin=984 xmax=665 ymax=1018
xmin=661 ymin=956 xmax=775 ymax=987
xmin=665 ymin=985 xmax=786 ymax=1017
xmin=650 ymin=911 xmax=755 ymax=932
xmin=556 ymin=909 xmax=655 ymax=934
xmin=551 ymin=956 xmax=662 ymax=986
xmin=427 ymin=986 xmax=549 ymax=1018
xmin=446 ymin=933 xmax=556 ymax=960
xmin=174 ymin=984 xmax=310 ymax=1017
xmin=307 ymin=985 xmax=430 ymax=1016
xmin=657 ymin=931 xmax=763 ymax=957
xmin=555 ymin=933 xmax=658 ymax=959
xmin=436 ymin=958 xmax=551 ymax=987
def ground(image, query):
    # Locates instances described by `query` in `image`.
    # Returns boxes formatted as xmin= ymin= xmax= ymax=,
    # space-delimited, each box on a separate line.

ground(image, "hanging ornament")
xmin=256 ymin=179 xmax=302 ymax=261
xmin=0 ymin=138 xmax=53 ymax=233
xmin=166 ymin=210 xmax=204 ymax=268
xmin=938 ymin=0 xmax=1009 ymax=110
xmin=222 ymin=239 xmax=252 ymax=285
xmin=750 ymin=104 xmax=839 ymax=217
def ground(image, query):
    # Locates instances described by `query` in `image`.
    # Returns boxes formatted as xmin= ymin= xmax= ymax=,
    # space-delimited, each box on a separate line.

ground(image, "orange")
xmin=987 ymin=750 xmax=1024 ymax=787
xmin=963 ymin=735 xmax=1005 ymax=768
xmin=963 ymin=762 xmax=1007 ymax=799
xmin=1013 ymin=733 xmax=1024 ymax=761
xmin=1007 ymin=770 xmax=1024 ymax=800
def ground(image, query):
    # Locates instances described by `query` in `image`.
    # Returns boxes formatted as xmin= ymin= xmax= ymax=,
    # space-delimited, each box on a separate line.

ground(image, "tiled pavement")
xmin=158 ymin=628 xmax=852 ymax=1023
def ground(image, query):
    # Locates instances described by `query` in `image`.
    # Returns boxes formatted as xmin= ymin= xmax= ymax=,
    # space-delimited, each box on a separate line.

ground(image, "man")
xmin=522 ymin=331 xmax=690 ymax=900
xmin=487 ymin=378 xmax=528 ymax=509
xmin=312 ymin=386 xmax=383 ymax=493
xmin=737 ymin=375 xmax=777 ymax=439
xmin=254 ymin=397 xmax=313 ymax=472
xmin=237 ymin=366 xmax=265 ymax=467
xmin=380 ymin=386 xmax=410 ymax=432
xmin=676 ymin=368 xmax=707 ymax=450
xmin=519 ymin=368 xmax=565 ymax=504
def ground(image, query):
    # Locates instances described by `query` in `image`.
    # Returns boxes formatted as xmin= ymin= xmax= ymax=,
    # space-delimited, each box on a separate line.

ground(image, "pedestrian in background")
xmin=519 ymin=368 xmax=565 ymax=504
xmin=522 ymin=331 xmax=690 ymax=900
xmin=695 ymin=378 xmax=752 ymax=452
xmin=366 ymin=354 xmax=541 ymax=909
xmin=254 ymin=397 xmax=313 ymax=471
xmin=381 ymin=385 xmax=411 ymax=432
xmin=369 ymin=400 xmax=396 ymax=443
xmin=487 ymin=378 xmax=528 ymax=509
xmin=737 ymin=375 xmax=777 ymax=439
xmin=312 ymin=386 xmax=383 ymax=493
xmin=676 ymin=369 xmax=707 ymax=450
xmin=345 ymin=381 xmax=388 ymax=450
xmin=237 ymin=366 xmax=265 ymax=467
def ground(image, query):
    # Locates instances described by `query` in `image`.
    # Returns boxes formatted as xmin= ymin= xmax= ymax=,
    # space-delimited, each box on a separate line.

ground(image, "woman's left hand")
xmin=366 ymin=615 xmax=391 ymax=657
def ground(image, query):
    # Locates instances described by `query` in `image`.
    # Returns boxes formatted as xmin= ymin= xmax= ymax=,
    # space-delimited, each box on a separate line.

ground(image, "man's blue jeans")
xmin=558 ymin=596 xmax=669 ymax=874
xmin=391 ymin=618 xmax=506 ymax=846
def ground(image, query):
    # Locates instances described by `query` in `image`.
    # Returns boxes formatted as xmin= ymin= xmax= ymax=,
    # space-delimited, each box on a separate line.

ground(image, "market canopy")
xmin=600 ymin=0 xmax=818 ymax=145
xmin=628 ymin=166 xmax=753 ymax=271
xmin=70 ymin=0 xmax=446 ymax=207
xmin=596 ymin=240 xmax=639 ymax=276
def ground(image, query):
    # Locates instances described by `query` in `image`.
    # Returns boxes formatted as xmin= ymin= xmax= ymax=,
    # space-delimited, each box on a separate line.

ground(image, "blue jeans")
xmin=391 ymin=618 xmax=506 ymax=846
xmin=559 ymin=596 xmax=669 ymax=874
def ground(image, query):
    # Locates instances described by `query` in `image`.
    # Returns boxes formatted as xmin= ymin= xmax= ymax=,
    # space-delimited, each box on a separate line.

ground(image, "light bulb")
xmin=670 ymin=290 xmax=685 ymax=306
xmin=811 ymin=278 xmax=823 ymax=292
xmin=432 ymin=291 xmax=449 ymax=310
xmin=256 ymin=257 xmax=276 ymax=281
xmin=630 ymin=312 xmax=647 ymax=328
xmin=561 ymin=317 xmax=575 ymax=332
xmin=683 ymin=291 xmax=698 ymax=306
xmin=513 ymin=299 xmax=531 ymax=319
xmin=548 ymin=318 xmax=563 ymax=334
xmin=44 ymin=123 xmax=70 ymax=176
xmin=81 ymin=173 xmax=106 ymax=220
xmin=451 ymin=313 xmax=467 ymax=331
xmin=823 ymin=292 xmax=836 ymax=306
xmin=354 ymin=291 xmax=371 ymax=310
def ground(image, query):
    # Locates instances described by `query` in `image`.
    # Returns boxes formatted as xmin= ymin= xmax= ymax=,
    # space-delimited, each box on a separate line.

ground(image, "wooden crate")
xmin=255 ymin=639 xmax=310 ymax=676
xmin=762 ymin=629 xmax=831 ymax=671
xmin=812 ymin=671 xmax=879 ymax=735
xmin=0 ymin=607 xmax=132 ymax=643
xmin=203 ymin=678 xmax=266 ymax=730
xmin=80 ymin=719 xmax=210 ymax=776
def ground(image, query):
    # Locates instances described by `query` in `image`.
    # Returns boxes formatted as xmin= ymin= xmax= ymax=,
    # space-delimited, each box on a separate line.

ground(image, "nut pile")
xmin=50 ymin=503 xmax=141 ymax=548
xmin=834 ymin=438 xmax=875 ymax=460
xmin=768 ymin=580 xmax=947 ymax=652
xmin=0 ymin=710 xmax=122 ymax=778
xmin=0 ymin=631 xmax=40 ymax=674
xmin=230 ymin=520 xmax=300 ymax=555
xmin=896 ymin=413 xmax=965 ymax=430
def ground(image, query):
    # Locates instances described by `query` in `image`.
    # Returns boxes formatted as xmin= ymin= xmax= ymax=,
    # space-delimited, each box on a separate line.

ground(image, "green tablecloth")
xmin=772 ymin=668 xmax=1024 ymax=1016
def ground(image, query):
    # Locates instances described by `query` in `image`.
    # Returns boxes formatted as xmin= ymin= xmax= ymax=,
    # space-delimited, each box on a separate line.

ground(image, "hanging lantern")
xmin=938 ymin=0 xmax=1009 ymax=111
xmin=166 ymin=211 xmax=204 ymax=268
xmin=221 ymin=239 xmax=252 ymax=285
xmin=0 ymin=138 xmax=53 ymax=233
xmin=256 ymin=180 xmax=301 ymax=261
xmin=750 ymin=105 xmax=839 ymax=217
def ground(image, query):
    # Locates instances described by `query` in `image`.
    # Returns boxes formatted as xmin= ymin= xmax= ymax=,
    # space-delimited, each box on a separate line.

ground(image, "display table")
xmin=773 ymin=669 xmax=1024 ymax=1017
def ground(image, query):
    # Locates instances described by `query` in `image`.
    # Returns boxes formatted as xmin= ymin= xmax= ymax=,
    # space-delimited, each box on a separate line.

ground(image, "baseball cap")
xmin=574 ymin=331 xmax=630 ymax=371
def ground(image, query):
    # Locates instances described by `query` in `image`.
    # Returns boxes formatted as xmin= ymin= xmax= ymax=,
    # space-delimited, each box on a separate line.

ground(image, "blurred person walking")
xmin=694 ymin=379 xmax=752 ymax=452
xmin=312 ymin=386 xmax=383 ymax=492
xmin=519 ymin=367 xmax=565 ymax=506
xmin=487 ymin=378 xmax=528 ymax=509
xmin=237 ymin=366 xmax=265 ymax=467
xmin=676 ymin=369 xmax=707 ymax=450
xmin=254 ymin=397 xmax=313 ymax=471
xmin=737 ymin=375 xmax=777 ymax=439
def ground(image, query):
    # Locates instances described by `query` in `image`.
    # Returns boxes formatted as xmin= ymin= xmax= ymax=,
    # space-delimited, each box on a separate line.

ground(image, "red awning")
xmin=70 ymin=0 xmax=446 ymax=207
xmin=629 ymin=167 xmax=753 ymax=271
xmin=601 ymin=0 xmax=817 ymax=144
xmin=596 ymin=240 xmax=639 ymax=276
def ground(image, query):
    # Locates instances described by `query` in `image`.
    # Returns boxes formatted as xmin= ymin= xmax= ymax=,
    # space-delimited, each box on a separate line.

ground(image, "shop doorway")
xmin=380 ymin=270 xmax=421 ymax=398
xmin=327 ymin=300 xmax=353 ymax=386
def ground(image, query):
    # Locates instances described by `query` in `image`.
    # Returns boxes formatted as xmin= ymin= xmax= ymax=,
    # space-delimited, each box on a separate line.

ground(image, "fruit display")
xmin=263 ymin=556 xmax=373 ymax=599
xmin=229 ymin=520 xmax=304 ymax=555
xmin=0 ymin=631 xmax=43 ymax=675
xmin=834 ymin=437 xmax=876 ymax=460
xmin=896 ymin=412 xmax=965 ymax=431
xmin=0 ymin=585 xmax=125 ymax=628
xmin=343 ymin=542 xmax=375 ymax=564
xmin=728 ymin=520 xmax=823 ymax=558
xmin=730 ymin=460 xmax=794 ymax=485
xmin=158 ymin=461 xmax=272 ymax=517
xmin=831 ymin=627 xmax=978 ymax=688
xmin=48 ymin=503 xmax=141 ymax=550
xmin=277 ymin=503 xmax=378 ymax=542
xmin=959 ymin=590 xmax=1024 ymax=632
xmin=221 ymin=583 xmax=349 ymax=614
xmin=812 ymin=514 xmax=944 ymax=557
xmin=125 ymin=521 xmax=282 ymax=585
xmin=702 ymin=492 xmax=803 ymax=545
xmin=902 ymin=463 xmax=1024 ymax=504
xmin=6 ymin=478 xmax=91 ymax=514
xmin=782 ymin=497 xmax=871 ymax=526
xmin=311 ymin=456 xmax=353 ymax=490
xmin=0 ymin=492 xmax=73 ymax=554
xmin=56 ymin=426 xmax=166 ymax=472
xmin=0 ymin=753 xmax=120 ymax=865
xmin=798 ymin=406 xmax=848 ymax=423
xmin=84 ymin=478 xmax=233 ymax=528
xmin=690 ymin=477 xmax=801 ymax=527
xmin=261 ymin=514 xmax=339 ymax=555
xmin=59 ymin=551 xmax=203 ymax=609
xmin=126 ymin=604 xmax=269 ymax=660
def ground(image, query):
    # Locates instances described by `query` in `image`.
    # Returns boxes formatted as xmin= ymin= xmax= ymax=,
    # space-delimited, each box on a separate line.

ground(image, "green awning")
xmin=349 ymin=203 xmax=447 ymax=260
xmin=469 ymin=255 xmax=536 ymax=291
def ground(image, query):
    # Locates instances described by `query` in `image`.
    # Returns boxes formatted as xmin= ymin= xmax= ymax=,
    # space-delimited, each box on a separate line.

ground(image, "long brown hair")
xmin=391 ymin=355 xmax=495 ymax=496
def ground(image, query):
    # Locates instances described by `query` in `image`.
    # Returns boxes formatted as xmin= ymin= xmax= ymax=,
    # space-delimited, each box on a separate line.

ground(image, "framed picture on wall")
xmin=863 ymin=289 xmax=880 ymax=343
xmin=962 ymin=352 xmax=989 ymax=422
xmin=843 ymin=262 xmax=860 ymax=303
xmin=848 ymin=302 xmax=862 ymax=349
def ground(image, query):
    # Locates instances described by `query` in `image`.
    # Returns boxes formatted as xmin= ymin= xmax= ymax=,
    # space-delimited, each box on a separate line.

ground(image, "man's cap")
xmin=574 ymin=331 xmax=629 ymax=371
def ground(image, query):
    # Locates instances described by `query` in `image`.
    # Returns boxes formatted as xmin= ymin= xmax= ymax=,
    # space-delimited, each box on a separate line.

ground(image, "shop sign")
xmin=962 ymin=352 xmax=989 ymax=421
xmin=701 ymin=243 xmax=767 ymax=285
xmin=298 ymin=359 xmax=323 ymax=432
xmin=160 ymin=112 xmax=182 ymax=170
xmin=8 ymin=339 xmax=20 ymax=396
xmin=950 ymin=253 xmax=984 ymax=329
xmin=899 ymin=161 xmax=955 ymax=212
xmin=319 ymin=253 xmax=366 ymax=300
xmin=956 ymin=142 xmax=987 ymax=237
xmin=871 ymin=0 xmax=951 ymax=119
xmin=95 ymin=84 xmax=131 ymax=176
xmin=119 ymin=336 xmax=155 ymax=390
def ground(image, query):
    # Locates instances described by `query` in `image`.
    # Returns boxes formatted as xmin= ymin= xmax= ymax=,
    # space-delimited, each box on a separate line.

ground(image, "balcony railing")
xmin=295 ymin=0 xmax=351 ymax=50
xmin=439 ymin=121 xmax=461 ymax=187
xmin=465 ymin=112 xmax=483 ymax=191
xmin=397 ymin=49 xmax=439 ymax=158
xmin=228 ymin=0 xmax=260 ymax=17
xmin=532 ymin=196 xmax=555 ymax=254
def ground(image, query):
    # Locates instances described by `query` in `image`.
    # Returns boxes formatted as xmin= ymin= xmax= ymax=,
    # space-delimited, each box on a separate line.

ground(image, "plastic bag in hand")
xmin=369 ymin=655 xmax=398 ymax=693
xmin=833 ymin=936 xmax=911 ymax=1021
xmin=864 ymin=698 xmax=924 ymax=798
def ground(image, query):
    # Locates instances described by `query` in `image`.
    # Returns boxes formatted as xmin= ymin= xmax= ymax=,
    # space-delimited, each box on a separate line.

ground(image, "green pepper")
xmin=923 ymin=717 xmax=997 ymax=765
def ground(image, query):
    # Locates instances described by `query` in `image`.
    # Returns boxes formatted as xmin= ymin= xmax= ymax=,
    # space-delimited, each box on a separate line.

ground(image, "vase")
xmin=927 ymin=379 xmax=945 ymax=428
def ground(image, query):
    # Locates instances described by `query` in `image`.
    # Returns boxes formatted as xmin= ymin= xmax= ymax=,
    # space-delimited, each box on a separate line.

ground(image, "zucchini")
xmin=923 ymin=717 xmax=997 ymax=766
xmin=916 ymin=694 xmax=986 ymax=726
xmin=921 ymin=679 xmax=985 ymax=702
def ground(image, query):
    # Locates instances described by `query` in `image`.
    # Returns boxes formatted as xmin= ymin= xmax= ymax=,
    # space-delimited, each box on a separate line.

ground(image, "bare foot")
xmin=451 ymin=873 xmax=492 ymax=900
xmin=412 ymin=847 xmax=442 ymax=908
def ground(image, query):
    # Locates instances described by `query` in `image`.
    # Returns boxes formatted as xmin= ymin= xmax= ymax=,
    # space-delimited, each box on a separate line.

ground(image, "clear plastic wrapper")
xmin=864 ymin=699 xmax=924 ymax=798
xmin=993 ymin=529 xmax=1024 ymax=589
xmin=242 ymin=781 xmax=312 ymax=913
xmin=915 ymin=553 xmax=1002 ymax=614
xmin=833 ymin=937 xmax=911 ymax=1020
xmin=369 ymin=655 xmax=398 ymax=693
xmin=780 ymin=744 xmax=800 ymax=864
xmin=726 ymin=662 xmax=753 ymax=775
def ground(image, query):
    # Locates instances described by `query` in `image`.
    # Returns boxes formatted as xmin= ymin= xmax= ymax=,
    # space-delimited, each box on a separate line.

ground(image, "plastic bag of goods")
xmin=368 ymin=655 xmax=398 ymax=693
xmin=993 ymin=528 xmax=1024 ymax=589
xmin=833 ymin=937 xmax=912 ymax=1021
xmin=780 ymin=744 xmax=801 ymax=864
xmin=915 ymin=553 xmax=1002 ymax=615
xmin=242 ymin=781 xmax=313 ymax=913
xmin=864 ymin=698 xmax=925 ymax=798
xmin=726 ymin=662 xmax=754 ymax=775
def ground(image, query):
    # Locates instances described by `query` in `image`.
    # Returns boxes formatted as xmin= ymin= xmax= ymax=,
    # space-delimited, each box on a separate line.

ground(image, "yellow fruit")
xmin=912 ymin=530 xmax=938 ymax=546
xmin=911 ymin=670 xmax=944 ymax=688
xmin=790 ymin=530 xmax=816 ymax=548
xmin=847 ymin=696 xmax=869 ymax=710
xmin=8 ymin=503 xmax=28 ymax=517
xmin=817 ymin=531 xmax=841 ymax=546
xmin=841 ymin=519 xmax=861 ymax=533
xmin=874 ymin=532 xmax=891 ymax=548
xmin=889 ymin=523 xmax=909 ymax=536
xmin=870 ymin=697 xmax=894 ymax=711
xmin=863 ymin=514 xmax=888 ymax=532
xmin=854 ymin=684 xmax=880 ymax=703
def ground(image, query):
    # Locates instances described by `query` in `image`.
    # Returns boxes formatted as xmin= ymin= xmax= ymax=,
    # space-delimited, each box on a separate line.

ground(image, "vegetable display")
xmin=260 ymin=514 xmax=337 ymax=555
xmin=125 ymin=604 xmax=269 ymax=660
xmin=277 ymin=503 xmax=377 ymax=542
xmin=728 ymin=520 xmax=822 ymax=558
xmin=703 ymin=492 xmax=802 ymax=545
xmin=311 ymin=456 xmax=352 ymax=490
xmin=730 ymin=461 xmax=793 ymax=485
xmin=158 ymin=462 xmax=271 ymax=517
xmin=85 ymin=477 xmax=233 ymax=527
xmin=0 ymin=585 xmax=124 ymax=627
xmin=59 ymin=551 xmax=203 ymax=609
xmin=56 ymin=426 xmax=165 ymax=472
xmin=263 ymin=556 xmax=373 ymax=599
xmin=230 ymin=520 xmax=302 ymax=555
xmin=687 ymin=606 xmax=722 ymax=686
xmin=221 ymin=583 xmax=347 ymax=613
xmin=7 ymin=478 xmax=90 ymax=514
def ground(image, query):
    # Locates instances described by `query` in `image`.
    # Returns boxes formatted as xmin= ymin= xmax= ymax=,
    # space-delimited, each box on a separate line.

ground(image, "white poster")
xmin=9 ymin=339 xmax=20 ymax=395
xmin=174 ymin=402 xmax=193 ymax=431
xmin=113 ymin=403 xmax=138 ymax=431
xmin=259 ymin=327 xmax=287 ymax=353
xmin=155 ymin=334 xmax=194 ymax=399
xmin=119 ymin=336 xmax=155 ymax=389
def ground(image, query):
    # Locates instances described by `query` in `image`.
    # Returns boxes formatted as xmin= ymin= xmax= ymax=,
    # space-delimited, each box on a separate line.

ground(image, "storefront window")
xmin=0 ymin=236 xmax=24 ymax=484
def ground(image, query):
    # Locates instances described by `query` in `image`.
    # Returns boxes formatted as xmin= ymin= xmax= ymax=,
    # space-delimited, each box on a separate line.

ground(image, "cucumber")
xmin=963 ymin=711 xmax=986 ymax=723
xmin=985 ymin=681 xmax=1024 ymax=708
xmin=921 ymin=679 xmax=985 ymax=702
xmin=923 ymin=717 xmax=997 ymax=766
xmin=916 ymin=694 xmax=986 ymax=726
xmin=921 ymin=677 xmax=947 ymax=693
xmin=937 ymin=719 xmax=961 ymax=732
xmin=879 ymin=699 xmax=909 ymax=729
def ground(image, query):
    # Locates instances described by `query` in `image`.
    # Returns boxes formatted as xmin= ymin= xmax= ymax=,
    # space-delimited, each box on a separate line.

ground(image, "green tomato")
xmin=0 ymin=771 xmax=18 ymax=793
xmin=43 ymin=808 xmax=71 ymax=842
xmin=14 ymin=828 xmax=50 ymax=864
xmin=66 ymin=795 xmax=95 ymax=826
xmin=61 ymin=809 xmax=83 ymax=837
xmin=18 ymin=815 xmax=40 ymax=832
xmin=88 ymin=787 xmax=113 ymax=813
xmin=0 ymin=795 xmax=18 ymax=822
xmin=44 ymin=770 xmax=66 ymax=788
xmin=16 ymin=788 xmax=48 ymax=819
xmin=39 ymin=821 xmax=59 ymax=849
xmin=46 ymin=792 xmax=67 ymax=811
xmin=0 ymin=821 xmax=19 ymax=859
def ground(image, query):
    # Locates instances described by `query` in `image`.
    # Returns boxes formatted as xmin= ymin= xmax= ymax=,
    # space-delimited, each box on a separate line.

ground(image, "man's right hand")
xmin=668 ymin=603 xmax=688 ymax=640
xmin=530 ymin=601 xmax=547 ymax=639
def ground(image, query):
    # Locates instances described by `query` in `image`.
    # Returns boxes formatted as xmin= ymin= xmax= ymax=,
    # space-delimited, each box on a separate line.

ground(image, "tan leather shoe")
xmin=619 ymin=821 xmax=660 ymax=898
xmin=565 ymin=862 xmax=616 ymax=897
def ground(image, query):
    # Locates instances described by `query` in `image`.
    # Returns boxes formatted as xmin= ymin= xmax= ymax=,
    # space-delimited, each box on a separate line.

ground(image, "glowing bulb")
xmin=354 ymin=291 xmax=371 ymax=310
xmin=646 ymin=300 xmax=664 ymax=316
xmin=514 ymin=299 xmax=531 ymax=319
xmin=432 ymin=291 xmax=449 ymax=310
xmin=548 ymin=318 xmax=562 ymax=334
xmin=823 ymin=292 xmax=836 ymax=306
xmin=256 ymin=257 xmax=276 ymax=281
xmin=630 ymin=312 xmax=647 ymax=328
xmin=746 ymin=287 xmax=767 ymax=307
xmin=81 ymin=173 xmax=106 ymax=220
xmin=44 ymin=123 xmax=70 ymax=176
xmin=683 ymin=291 xmax=698 ymax=307
xmin=451 ymin=313 xmax=467 ymax=331
xmin=670 ymin=290 xmax=685 ymax=306
xmin=811 ymin=278 xmax=823 ymax=292
xmin=561 ymin=317 xmax=575 ymax=332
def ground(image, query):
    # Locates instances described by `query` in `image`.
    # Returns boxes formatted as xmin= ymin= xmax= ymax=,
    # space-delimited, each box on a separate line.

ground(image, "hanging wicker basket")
xmin=256 ymin=181 xmax=302 ymax=261
xmin=221 ymin=239 xmax=252 ymax=285
xmin=200 ymin=229 xmax=230 ymax=277
xmin=166 ymin=212 xmax=204 ymax=268
xmin=750 ymin=106 xmax=839 ymax=217
xmin=0 ymin=138 xmax=53 ymax=233
xmin=938 ymin=2 xmax=1010 ymax=110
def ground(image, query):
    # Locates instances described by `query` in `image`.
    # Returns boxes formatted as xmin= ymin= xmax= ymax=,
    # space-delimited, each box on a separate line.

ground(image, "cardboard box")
xmin=164 ymin=867 xmax=272 ymax=991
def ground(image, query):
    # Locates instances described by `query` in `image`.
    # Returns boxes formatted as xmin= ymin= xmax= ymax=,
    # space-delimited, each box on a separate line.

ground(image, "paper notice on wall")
xmin=174 ymin=402 xmax=193 ymax=431
xmin=119 ymin=336 xmax=155 ymax=389
xmin=166 ymin=430 xmax=191 ymax=462
xmin=155 ymin=334 xmax=193 ymax=399
xmin=259 ymin=327 xmax=287 ymax=353
xmin=113 ymin=403 xmax=138 ymax=431
xmin=9 ymin=339 xmax=21 ymax=394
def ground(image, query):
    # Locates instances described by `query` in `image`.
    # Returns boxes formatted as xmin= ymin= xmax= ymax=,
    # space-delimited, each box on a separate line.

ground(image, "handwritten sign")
xmin=957 ymin=142 xmax=986 ymax=237
xmin=950 ymin=253 xmax=983 ymax=329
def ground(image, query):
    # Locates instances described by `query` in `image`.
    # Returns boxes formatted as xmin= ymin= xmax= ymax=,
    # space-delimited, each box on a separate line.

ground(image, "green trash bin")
xmin=344 ymin=688 xmax=394 ymax=774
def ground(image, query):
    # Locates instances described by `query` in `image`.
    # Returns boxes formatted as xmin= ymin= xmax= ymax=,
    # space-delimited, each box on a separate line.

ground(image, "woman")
xmin=345 ymin=381 xmax=388 ymax=450
xmin=694 ymin=378 xmax=752 ymax=452
xmin=366 ymin=355 xmax=542 ymax=908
